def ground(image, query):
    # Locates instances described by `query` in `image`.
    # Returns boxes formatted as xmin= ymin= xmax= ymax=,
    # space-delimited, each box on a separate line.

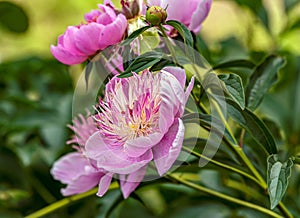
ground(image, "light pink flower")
xmin=50 ymin=152 xmax=112 ymax=196
xmin=148 ymin=0 xmax=212 ymax=33
xmin=51 ymin=114 xmax=112 ymax=197
xmin=50 ymin=4 xmax=127 ymax=65
xmin=85 ymin=67 xmax=194 ymax=197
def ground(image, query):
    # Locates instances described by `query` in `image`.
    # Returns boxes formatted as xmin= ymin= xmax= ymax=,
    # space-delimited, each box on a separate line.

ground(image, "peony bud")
xmin=121 ymin=0 xmax=140 ymax=19
xmin=146 ymin=6 xmax=167 ymax=26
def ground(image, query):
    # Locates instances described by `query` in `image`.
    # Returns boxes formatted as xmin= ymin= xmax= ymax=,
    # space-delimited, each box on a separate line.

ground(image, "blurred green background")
xmin=0 ymin=0 xmax=300 ymax=217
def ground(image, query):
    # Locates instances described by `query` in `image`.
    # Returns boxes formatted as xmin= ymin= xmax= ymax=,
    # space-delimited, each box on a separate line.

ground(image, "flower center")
xmin=94 ymin=72 xmax=161 ymax=146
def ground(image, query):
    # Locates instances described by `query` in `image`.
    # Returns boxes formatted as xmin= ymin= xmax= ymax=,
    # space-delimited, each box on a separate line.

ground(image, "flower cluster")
xmin=50 ymin=0 xmax=211 ymax=199
xmin=50 ymin=0 xmax=211 ymax=65
xmin=51 ymin=67 xmax=194 ymax=198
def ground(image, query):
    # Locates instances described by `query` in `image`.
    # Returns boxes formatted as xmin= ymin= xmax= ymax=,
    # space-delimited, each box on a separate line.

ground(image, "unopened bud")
xmin=146 ymin=6 xmax=167 ymax=26
xmin=121 ymin=0 xmax=140 ymax=19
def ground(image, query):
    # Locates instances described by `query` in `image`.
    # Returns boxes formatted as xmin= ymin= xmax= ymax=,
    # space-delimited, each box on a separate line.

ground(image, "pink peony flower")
xmin=50 ymin=4 xmax=127 ymax=65
xmin=84 ymin=67 xmax=194 ymax=197
xmin=51 ymin=114 xmax=112 ymax=196
xmin=148 ymin=0 xmax=212 ymax=33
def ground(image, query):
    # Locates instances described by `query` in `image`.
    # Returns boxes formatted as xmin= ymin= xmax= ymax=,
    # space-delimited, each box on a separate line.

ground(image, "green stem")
xmin=167 ymin=174 xmax=283 ymax=218
xmin=24 ymin=182 xmax=119 ymax=218
xmin=197 ymin=89 xmax=293 ymax=218
xmin=183 ymin=146 xmax=260 ymax=185
xmin=158 ymin=24 xmax=179 ymax=65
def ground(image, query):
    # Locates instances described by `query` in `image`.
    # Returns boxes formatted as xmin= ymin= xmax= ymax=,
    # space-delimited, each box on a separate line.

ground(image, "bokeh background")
xmin=0 ymin=0 xmax=300 ymax=217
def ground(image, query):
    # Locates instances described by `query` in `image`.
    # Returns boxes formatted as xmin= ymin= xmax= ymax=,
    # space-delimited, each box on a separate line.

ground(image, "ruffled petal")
xmin=124 ymin=132 xmax=164 ymax=157
xmin=74 ymin=23 xmax=104 ymax=55
xmin=120 ymin=166 xmax=147 ymax=198
xmin=153 ymin=118 xmax=185 ymax=176
xmin=50 ymin=45 xmax=87 ymax=65
xmin=85 ymin=132 xmax=153 ymax=174
xmin=162 ymin=66 xmax=186 ymax=89
xmin=98 ymin=14 xmax=127 ymax=50
xmin=61 ymin=172 xmax=103 ymax=196
xmin=51 ymin=152 xmax=104 ymax=196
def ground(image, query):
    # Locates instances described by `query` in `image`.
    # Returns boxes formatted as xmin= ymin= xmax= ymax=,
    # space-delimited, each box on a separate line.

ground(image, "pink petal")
xmin=189 ymin=0 xmax=212 ymax=33
xmin=61 ymin=172 xmax=103 ymax=196
xmin=185 ymin=76 xmax=195 ymax=104
xmin=159 ymin=72 xmax=185 ymax=131
xmin=50 ymin=45 xmax=87 ymax=65
xmin=98 ymin=14 xmax=127 ymax=50
xmin=63 ymin=27 xmax=85 ymax=55
xmin=120 ymin=166 xmax=147 ymax=198
xmin=51 ymin=152 xmax=104 ymax=196
xmin=51 ymin=152 xmax=91 ymax=183
xmin=74 ymin=23 xmax=104 ymax=55
xmin=153 ymin=118 xmax=185 ymax=176
xmin=85 ymin=132 xmax=153 ymax=174
xmin=97 ymin=173 xmax=113 ymax=197
xmin=124 ymin=132 xmax=164 ymax=157
xmin=98 ymin=4 xmax=117 ymax=22
xmin=162 ymin=66 xmax=186 ymax=88
xmin=147 ymin=0 xmax=161 ymax=6
xmin=162 ymin=0 xmax=198 ymax=24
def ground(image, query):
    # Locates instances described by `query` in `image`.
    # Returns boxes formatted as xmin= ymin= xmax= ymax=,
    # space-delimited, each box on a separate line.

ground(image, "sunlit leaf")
xmin=267 ymin=154 xmax=293 ymax=209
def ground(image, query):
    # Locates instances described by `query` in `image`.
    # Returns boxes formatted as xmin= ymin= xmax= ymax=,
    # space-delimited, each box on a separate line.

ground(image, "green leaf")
xmin=182 ymin=113 xmax=236 ymax=145
xmin=149 ymin=57 xmax=175 ymax=72
xmin=218 ymin=74 xmax=246 ymax=109
xmin=120 ymin=26 xmax=152 ymax=46
xmin=246 ymin=55 xmax=286 ymax=110
xmin=234 ymin=0 xmax=270 ymax=30
xmin=289 ymin=19 xmax=300 ymax=31
xmin=284 ymin=0 xmax=299 ymax=12
xmin=0 ymin=1 xmax=29 ymax=33
xmin=118 ymin=51 xmax=164 ymax=78
xmin=267 ymin=154 xmax=293 ymax=209
xmin=213 ymin=59 xmax=255 ymax=71
xmin=227 ymin=100 xmax=277 ymax=154
xmin=165 ymin=20 xmax=194 ymax=48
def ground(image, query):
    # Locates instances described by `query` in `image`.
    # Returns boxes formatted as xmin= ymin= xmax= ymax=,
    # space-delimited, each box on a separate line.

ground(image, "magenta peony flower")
xmin=50 ymin=4 xmax=127 ymax=65
xmin=148 ymin=0 xmax=212 ymax=33
xmin=84 ymin=67 xmax=194 ymax=197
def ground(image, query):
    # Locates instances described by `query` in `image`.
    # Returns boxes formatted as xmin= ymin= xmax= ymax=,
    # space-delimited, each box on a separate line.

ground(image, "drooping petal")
xmin=97 ymin=173 xmax=113 ymax=197
xmin=51 ymin=152 xmax=104 ymax=196
xmin=153 ymin=118 xmax=185 ymax=176
xmin=85 ymin=132 xmax=153 ymax=174
xmin=50 ymin=45 xmax=87 ymax=65
xmin=120 ymin=165 xmax=147 ymax=198
xmin=189 ymin=0 xmax=212 ymax=33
